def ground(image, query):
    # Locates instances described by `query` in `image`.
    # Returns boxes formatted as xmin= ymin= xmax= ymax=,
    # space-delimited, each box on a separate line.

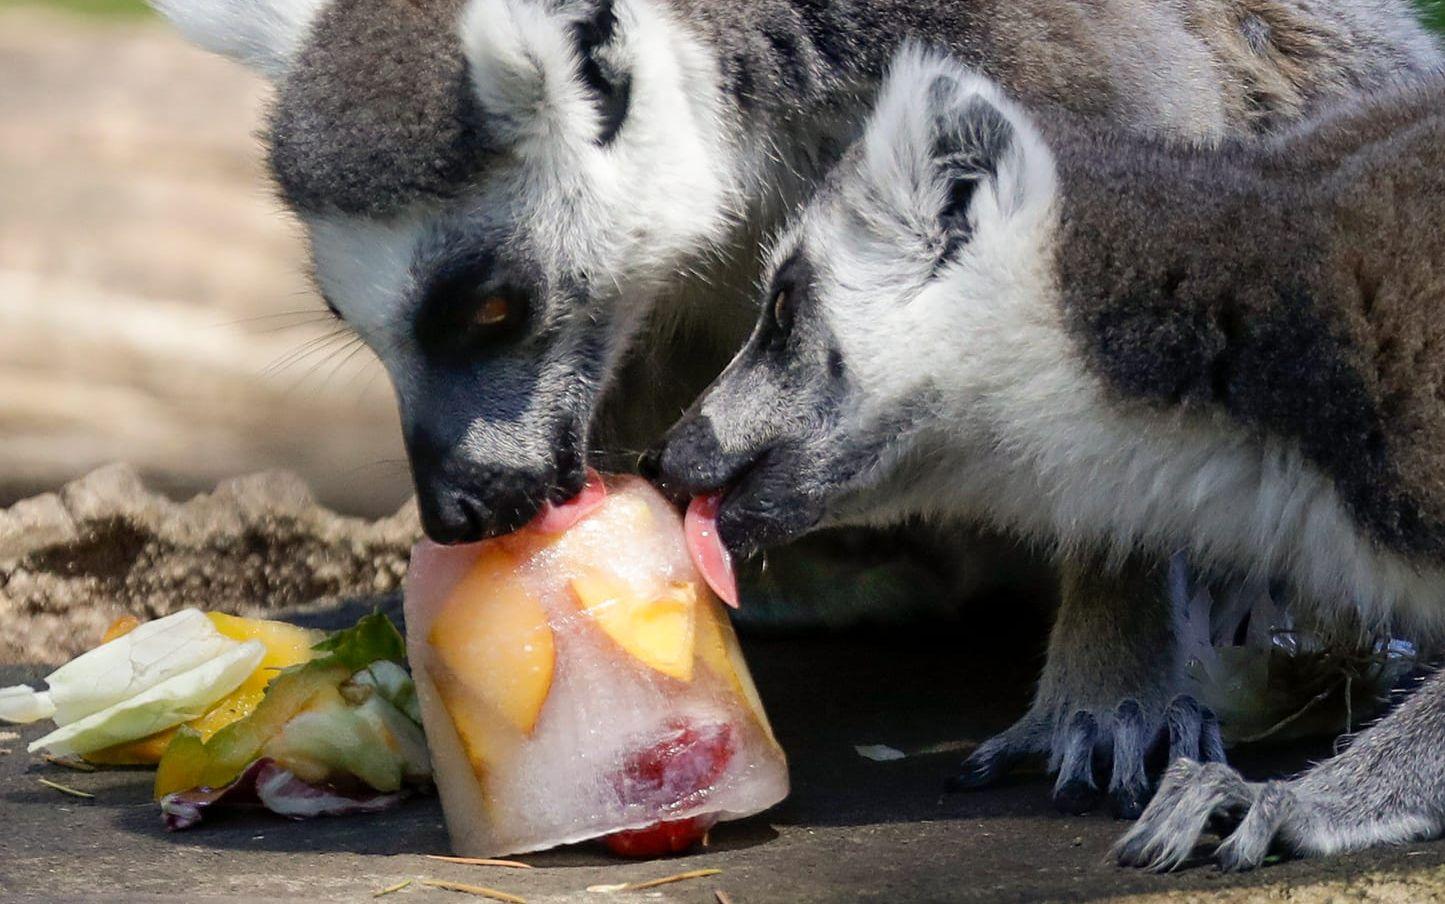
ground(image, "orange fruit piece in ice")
xmin=571 ymin=573 xmax=696 ymax=682
xmin=429 ymin=548 xmax=556 ymax=735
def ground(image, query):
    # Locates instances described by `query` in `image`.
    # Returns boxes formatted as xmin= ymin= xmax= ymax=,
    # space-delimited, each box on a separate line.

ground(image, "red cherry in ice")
xmin=602 ymin=720 xmax=735 ymax=858
xmin=614 ymin=720 xmax=734 ymax=807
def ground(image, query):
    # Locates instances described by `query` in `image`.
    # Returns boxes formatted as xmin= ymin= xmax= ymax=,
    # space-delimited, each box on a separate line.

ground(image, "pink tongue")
xmin=530 ymin=468 xmax=608 ymax=534
xmin=684 ymin=493 xmax=739 ymax=609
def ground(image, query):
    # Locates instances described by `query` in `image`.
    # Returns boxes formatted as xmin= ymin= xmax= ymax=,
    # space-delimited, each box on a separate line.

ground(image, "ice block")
xmin=405 ymin=474 xmax=788 ymax=858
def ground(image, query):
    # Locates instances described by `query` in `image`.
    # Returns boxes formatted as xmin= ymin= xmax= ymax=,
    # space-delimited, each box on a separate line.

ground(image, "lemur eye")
xmin=463 ymin=288 xmax=529 ymax=344
xmin=475 ymin=295 xmax=511 ymax=328
xmin=772 ymin=288 xmax=791 ymax=328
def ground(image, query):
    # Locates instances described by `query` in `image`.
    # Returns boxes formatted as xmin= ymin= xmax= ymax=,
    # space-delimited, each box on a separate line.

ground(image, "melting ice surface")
xmin=405 ymin=475 xmax=788 ymax=857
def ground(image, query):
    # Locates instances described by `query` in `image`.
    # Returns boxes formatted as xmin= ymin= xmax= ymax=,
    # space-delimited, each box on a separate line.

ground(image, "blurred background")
xmin=0 ymin=0 xmax=411 ymax=517
xmin=0 ymin=0 xmax=1442 ymax=519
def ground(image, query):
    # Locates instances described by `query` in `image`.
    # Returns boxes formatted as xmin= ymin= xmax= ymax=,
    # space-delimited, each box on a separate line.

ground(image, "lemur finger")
xmin=1052 ymin=710 xmax=1101 ymax=815
xmin=1113 ymin=759 xmax=1202 ymax=867
xmin=1215 ymin=781 xmax=1293 ymax=872
xmin=1133 ymin=762 xmax=1255 ymax=871
xmin=1165 ymin=695 xmax=1205 ymax=762
xmin=1108 ymin=699 xmax=1151 ymax=820
xmin=946 ymin=715 xmax=1046 ymax=792
xmin=1114 ymin=758 xmax=1246 ymax=870
xmin=1199 ymin=706 xmax=1226 ymax=764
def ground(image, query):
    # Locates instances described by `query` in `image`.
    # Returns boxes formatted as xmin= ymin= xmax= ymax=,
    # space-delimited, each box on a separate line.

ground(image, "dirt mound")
xmin=0 ymin=463 xmax=418 ymax=664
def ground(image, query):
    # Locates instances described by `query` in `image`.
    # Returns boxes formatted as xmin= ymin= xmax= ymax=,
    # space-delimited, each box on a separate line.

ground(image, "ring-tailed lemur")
xmin=651 ymin=45 xmax=1445 ymax=868
xmin=151 ymin=0 xmax=1440 ymax=815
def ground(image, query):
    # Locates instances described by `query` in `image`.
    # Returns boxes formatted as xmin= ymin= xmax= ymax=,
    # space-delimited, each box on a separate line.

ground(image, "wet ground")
xmin=6 ymin=619 xmax=1445 ymax=903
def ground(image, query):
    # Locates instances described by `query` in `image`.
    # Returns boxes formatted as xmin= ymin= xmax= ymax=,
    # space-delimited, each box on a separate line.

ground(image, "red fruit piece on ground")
xmin=600 ymin=814 xmax=719 ymax=858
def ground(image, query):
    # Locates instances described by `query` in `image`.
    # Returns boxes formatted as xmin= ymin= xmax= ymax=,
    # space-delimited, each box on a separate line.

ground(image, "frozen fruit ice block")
xmin=405 ymin=474 xmax=788 ymax=858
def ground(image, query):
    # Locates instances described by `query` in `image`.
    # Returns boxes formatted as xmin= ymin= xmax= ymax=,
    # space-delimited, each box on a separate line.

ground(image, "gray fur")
xmin=268 ymin=0 xmax=484 ymax=217
xmin=1048 ymin=79 xmax=1445 ymax=560
xmin=269 ymin=0 xmax=1445 ymax=216
xmin=246 ymin=0 xmax=1445 ymax=544
xmin=1117 ymin=664 xmax=1445 ymax=871
xmin=657 ymin=48 xmax=1445 ymax=866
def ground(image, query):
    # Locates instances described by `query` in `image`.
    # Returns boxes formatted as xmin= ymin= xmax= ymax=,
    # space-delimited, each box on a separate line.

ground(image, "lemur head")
xmin=157 ymin=0 xmax=736 ymax=541
xmin=653 ymin=48 xmax=1059 ymax=556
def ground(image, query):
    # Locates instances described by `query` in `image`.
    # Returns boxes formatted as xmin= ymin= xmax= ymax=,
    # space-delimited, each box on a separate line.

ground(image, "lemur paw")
xmin=949 ymin=696 xmax=1225 ymax=819
xmin=1113 ymin=760 xmax=1294 ymax=872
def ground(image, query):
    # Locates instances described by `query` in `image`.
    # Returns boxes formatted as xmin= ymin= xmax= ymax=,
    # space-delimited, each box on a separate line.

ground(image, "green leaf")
xmin=311 ymin=612 xmax=407 ymax=672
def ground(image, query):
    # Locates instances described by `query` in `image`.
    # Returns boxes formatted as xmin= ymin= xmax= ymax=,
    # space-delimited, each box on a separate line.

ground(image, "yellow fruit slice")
xmin=201 ymin=612 xmax=325 ymax=737
xmin=207 ymin=612 xmax=322 ymax=667
xmin=695 ymin=590 xmax=776 ymax=742
xmin=428 ymin=661 xmax=522 ymax=780
xmin=570 ymin=572 xmax=696 ymax=682
xmin=153 ymin=659 xmax=351 ymax=798
xmin=83 ymin=728 xmax=177 ymax=765
xmin=428 ymin=548 xmax=556 ymax=736
xmin=87 ymin=613 xmax=323 ymax=765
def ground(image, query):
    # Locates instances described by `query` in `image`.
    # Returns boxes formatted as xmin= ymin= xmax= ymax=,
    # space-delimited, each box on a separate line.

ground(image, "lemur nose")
xmin=638 ymin=444 xmax=691 ymax=506
xmin=417 ymin=484 xmax=490 ymax=545
xmin=408 ymin=432 xmax=549 ymax=543
xmin=649 ymin=414 xmax=743 ymax=499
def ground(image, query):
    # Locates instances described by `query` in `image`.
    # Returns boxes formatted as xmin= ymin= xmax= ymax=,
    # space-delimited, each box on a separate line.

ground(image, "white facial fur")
xmin=459 ymin=0 xmax=739 ymax=266
xmin=309 ymin=0 xmax=742 ymax=398
xmin=757 ymin=47 xmax=1061 ymax=511
xmin=782 ymin=47 xmax=1445 ymax=638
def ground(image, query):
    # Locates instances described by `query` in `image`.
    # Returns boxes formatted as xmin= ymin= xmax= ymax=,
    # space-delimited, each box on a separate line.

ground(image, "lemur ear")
xmin=151 ymin=0 xmax=327 ymax=79
xmin=570 ymin=0 xmax=633 ymax=144
xmin=862 ymin=45 xmax=1054 ymax=242
xmin=461 ymin=0 xmax=633 ymax=151
xmin=929 ymin=86 xmax=1015 ymax=236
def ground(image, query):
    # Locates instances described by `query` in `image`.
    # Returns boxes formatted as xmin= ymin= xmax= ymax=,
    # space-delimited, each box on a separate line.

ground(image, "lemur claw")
xmin=1052 ymin=710 xmax=1101 ymax=814
xmin=947 ymin=713 xmax=1045 ymax=792
xmin=950 ymin=695 xmax=1224 ymax=819
xmin=1119 ymin=666 xmax=1445 ymax=871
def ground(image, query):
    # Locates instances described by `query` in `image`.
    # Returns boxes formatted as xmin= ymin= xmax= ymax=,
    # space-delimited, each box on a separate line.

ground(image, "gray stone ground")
xmin=6 ymin=626 xmax=1445 ymax=903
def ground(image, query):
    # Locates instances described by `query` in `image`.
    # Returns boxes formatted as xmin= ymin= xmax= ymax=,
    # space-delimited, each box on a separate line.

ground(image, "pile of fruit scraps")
xmin=1 ymin=609 xmax=430 ymax=827
xmin=0 ymin=471 xmax=789 ymax=861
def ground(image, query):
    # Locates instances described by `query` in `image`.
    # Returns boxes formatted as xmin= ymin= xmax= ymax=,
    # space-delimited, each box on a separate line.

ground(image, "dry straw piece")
xmin=420 ymin=879 xmax=528 ymax=902
xmin=425 ymin=855 xmax=533 ymax=869
xmin=597 ymin=869 xmax=724 ymax=893
xmin=37 ymin=777 xmax=93 ymax=799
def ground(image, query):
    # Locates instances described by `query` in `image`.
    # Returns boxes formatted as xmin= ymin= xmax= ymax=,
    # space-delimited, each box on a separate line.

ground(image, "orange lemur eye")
xmin=476 ymin=295 xmax=511 ymax=327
